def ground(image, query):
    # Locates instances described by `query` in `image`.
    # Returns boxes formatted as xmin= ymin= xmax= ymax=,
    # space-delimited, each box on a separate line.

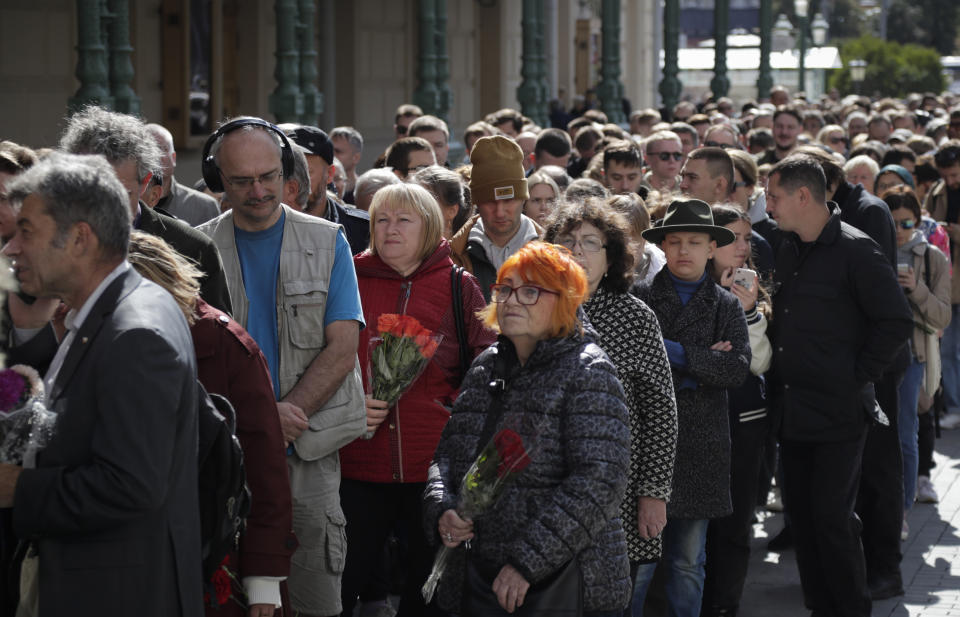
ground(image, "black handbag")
xmin=462 ymin=555 xmax=583 ymax=617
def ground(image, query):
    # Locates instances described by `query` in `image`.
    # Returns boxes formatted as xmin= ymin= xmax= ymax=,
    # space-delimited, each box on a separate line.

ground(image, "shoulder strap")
xmin=924 ymin=245 xmax=931 ymax=289
xmin=451 ymin=265 xmax=471 ymax=375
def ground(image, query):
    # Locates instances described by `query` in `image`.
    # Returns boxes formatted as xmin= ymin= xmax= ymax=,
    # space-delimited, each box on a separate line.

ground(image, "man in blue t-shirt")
xmin=199 ymin=118 xmax=365 ymax=617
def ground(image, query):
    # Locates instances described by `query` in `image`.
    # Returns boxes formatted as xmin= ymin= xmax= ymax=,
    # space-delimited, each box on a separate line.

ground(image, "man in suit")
xmin=0 ymin=152 xmax=203 ymax=616
xmin=60 ymin=106 xmax=232 ymax=315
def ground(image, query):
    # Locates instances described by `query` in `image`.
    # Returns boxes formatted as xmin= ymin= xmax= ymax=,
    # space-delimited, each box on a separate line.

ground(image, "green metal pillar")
xmin=757 ymin=0 xmax=773 ymax=100
xmin=710 ymin=0 xmax=730 ymax=98
xmin=797 ymin=13 xmax=807 ymax=93
xmin=105 ymin=0 xmax=140 ymax=115
xmin=413 ymin=0 xmax=440 ymax=116
xmin=298 ymin=0 xmax=323 ymax=125
xmin=518 ymin=0 xmax=547 ymax=127
xmin=70 ymin=0 xmax=113 ymax=112
xmin=659 ymin=0 xmax=682 ymax=118
xmin=269 ymin=0 xmax=304 ymax=123
xmin=435 ymin=0 xmax=453 ymax=123
xmin=597 ymin=0 xmax=626 ymax=124
xmin=535 ymin=0 xmax=550 ymax=124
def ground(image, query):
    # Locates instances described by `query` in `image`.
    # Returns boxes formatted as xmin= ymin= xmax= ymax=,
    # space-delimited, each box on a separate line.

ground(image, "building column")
xmin=413 ymin=0 xmax=440 ymax=116
xmin=69 ymin=0 xmax=114 ymax=112
xmin=435 ymin=0 xmax=453 ymax=123
xmin=518 ymin=0 xmax=547 ymax=127
xmin=597 ymin=0 xmax=626 ymax=124
xmin=659 ymin=0 xmax=681 ymax=118
xmin=710 ymin=0 xmax=730 ymax=98
xmin=105 ymin=0 xmax=140 ymax=114
xmin=269 ymin=0 xmax=304 ymax=123
xmin=298 ymin=0 xmax=323 ymax=125
xmin=757 ymin=0 xmax=773 ymax=100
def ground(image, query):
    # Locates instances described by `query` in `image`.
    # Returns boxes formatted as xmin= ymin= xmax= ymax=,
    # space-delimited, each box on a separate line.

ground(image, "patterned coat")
xmin=582 ymin=286 xmax=678 ymax=562
xmin=423 ymin=329 xmax=632 ymax=613
xmin=633 ymin=270 xmax=751 ymax=519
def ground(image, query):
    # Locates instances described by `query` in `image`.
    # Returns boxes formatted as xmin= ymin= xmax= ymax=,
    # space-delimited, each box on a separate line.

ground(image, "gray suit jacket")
xmin=12 ymin=268 xmax=203 ymax=617
xmin=158 ymin=180 xmax=221 ymax=227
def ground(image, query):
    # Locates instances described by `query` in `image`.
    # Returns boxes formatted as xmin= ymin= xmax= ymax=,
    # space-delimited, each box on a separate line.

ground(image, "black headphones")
xmin=201 ymin=117 xmax=295 ymax=193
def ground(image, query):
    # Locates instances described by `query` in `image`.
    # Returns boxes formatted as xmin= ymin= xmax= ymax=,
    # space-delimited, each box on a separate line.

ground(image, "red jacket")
xmin=191 ymin=300 xmax=297 ymax=590
xmin=340 ymin=240 xmax=495 ymax=483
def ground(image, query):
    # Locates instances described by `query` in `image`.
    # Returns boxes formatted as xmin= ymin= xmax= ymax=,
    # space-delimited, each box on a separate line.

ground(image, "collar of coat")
xmin=646 ymin=268 xmax=722 ymax=335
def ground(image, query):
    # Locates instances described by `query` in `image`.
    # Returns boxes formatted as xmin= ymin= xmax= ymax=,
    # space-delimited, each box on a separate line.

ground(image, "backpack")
xmin=196 ymin=382 xmax=252 ymax=593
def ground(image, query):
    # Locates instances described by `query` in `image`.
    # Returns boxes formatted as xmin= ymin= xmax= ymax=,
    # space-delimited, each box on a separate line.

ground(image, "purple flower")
xmin=0 ymin=370 xmax=27 ymax=412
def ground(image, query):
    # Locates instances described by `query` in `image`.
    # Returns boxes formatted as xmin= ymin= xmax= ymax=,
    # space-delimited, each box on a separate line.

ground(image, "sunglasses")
xmin=898 ymin=219 xmax=916 ymax=230
xmin=704 ymin=141 xmax=737 ymax=150
xmin=648 ymin=151 xmax=684 ymax=162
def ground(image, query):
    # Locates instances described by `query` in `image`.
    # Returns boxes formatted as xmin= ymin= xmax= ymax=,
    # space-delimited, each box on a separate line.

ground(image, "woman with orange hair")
xmin=424 ymin=241 xmax=633 ymax=616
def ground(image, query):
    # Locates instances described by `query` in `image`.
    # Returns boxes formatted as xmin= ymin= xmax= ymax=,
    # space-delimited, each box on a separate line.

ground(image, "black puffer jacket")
xmin=423 ymin=329 xmax=632 ymax=613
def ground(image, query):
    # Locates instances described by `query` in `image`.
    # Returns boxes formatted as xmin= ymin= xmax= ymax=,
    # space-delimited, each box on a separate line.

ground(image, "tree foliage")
xmin=828 ymin=36 xmax=945 ymax=98
xmin=887 ymin=0 xmax=959 ymax=55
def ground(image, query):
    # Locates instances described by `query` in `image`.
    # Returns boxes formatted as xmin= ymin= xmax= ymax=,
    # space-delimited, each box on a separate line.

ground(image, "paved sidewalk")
xmin=739 ymin=421 xmax=960 ymax=617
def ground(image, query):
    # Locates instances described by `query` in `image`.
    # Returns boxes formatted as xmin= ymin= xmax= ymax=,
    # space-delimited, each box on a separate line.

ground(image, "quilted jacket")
xmin=423 ymin=328 xmax=632 ymax=612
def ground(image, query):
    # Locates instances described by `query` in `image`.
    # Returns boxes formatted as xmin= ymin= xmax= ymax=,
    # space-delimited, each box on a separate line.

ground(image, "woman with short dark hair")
xmin=544 ymin=199 xmax=678 ymax=614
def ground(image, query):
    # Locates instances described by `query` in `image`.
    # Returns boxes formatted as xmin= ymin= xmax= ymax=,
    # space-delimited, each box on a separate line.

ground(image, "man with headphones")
xmin=198 ymin=117 xmax=366 ymax=617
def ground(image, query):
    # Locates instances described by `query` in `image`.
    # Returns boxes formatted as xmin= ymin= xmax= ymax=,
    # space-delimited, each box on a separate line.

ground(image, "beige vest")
xmin=198 ymin=204 xmax=366 ymax=461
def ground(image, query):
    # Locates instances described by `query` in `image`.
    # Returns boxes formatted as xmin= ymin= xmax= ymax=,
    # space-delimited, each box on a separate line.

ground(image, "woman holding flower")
xmin=424 ymin=241 xmax=632 ymax=617
xmin=339 ymin=183 xmax=494 ymax=617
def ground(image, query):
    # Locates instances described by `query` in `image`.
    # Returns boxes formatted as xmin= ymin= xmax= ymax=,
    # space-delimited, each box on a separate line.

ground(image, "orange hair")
xmin=479 ymin=241 xmax=589 ymax=338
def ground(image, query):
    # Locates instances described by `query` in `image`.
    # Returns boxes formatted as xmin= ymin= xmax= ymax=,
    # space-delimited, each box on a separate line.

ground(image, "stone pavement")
xmin=739 ymin=421 xmax=960 ymax=617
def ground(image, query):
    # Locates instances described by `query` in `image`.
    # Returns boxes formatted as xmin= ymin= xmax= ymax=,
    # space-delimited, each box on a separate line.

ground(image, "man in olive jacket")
xmin=766 ymin=155 xmax=913 ymax=617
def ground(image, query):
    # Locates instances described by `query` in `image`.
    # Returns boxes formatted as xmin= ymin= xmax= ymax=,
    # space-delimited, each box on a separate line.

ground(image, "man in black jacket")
xmin=59 ymin=106 xmax=232 ymax=314
xmin=766 ymin=156 xmax=913 ymax=617
xmin=796 ymin=145 xmax=907 ymax=598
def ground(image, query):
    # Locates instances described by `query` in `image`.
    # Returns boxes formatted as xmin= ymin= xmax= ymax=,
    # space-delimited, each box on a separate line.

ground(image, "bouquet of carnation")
xmin=0 ymin=364 xmax=55 ymax=468
xmin=366 ymin=314 xmax=442 ymax=435
xmin=421 ymin=427 xmax=539 ymax=603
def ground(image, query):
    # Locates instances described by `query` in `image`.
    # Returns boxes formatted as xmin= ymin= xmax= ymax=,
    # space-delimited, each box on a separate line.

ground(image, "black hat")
xmin=641 ymin=198 xmax=736 ymax=246
xmin=284 ymin=125 xmax=334 ymax=165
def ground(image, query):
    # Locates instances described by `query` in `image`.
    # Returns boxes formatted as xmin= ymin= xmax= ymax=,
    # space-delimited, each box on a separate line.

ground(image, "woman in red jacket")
xmin=128 ymin=232 xmax=296 ymax=617
xmin=339 ymin=183 xmax=494 ymax=616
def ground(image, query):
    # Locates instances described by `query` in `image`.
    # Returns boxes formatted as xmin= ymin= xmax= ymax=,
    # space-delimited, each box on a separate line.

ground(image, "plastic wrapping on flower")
xmin=0 ymin=365 xmax=55 ymax=468
xmin=421 ymin=426 xmax=541 ymax=603
xmin=365 ymin=314 xmax=443 ymax=438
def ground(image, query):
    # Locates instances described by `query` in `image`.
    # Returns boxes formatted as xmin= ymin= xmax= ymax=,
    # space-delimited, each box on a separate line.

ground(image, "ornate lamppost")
xmin=850 ymin=58 xmax=867 ymax=95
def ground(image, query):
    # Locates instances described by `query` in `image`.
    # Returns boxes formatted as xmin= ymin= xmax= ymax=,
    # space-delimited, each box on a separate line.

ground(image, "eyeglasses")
xmin=704 ymin=141 xmax=737 ymax=150
xmin=827 ymin=136 xmax=849 ymax=145
xmin=490 ymin=284 xmax=558 ymax=305
xmin=222 ymin=168 xmax=283 ymax=189
xmin=556 ymin=235 xmax=606 ymax=253
xmin=648 ymin=151 xmax=683 ymax=162
xmin=898 ymin=219 xmax=917 ymax=230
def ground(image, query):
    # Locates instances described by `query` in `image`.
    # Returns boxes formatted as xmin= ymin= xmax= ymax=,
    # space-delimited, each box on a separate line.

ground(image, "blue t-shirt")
xmin=236 ymin=213 xmax=365 ymax=399
xmin=236 ymin=213 xmax=285 ymax=397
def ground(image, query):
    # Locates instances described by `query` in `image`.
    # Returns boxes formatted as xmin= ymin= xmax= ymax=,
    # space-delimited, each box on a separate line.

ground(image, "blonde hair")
xmin=368 ymin=182 xmax=443 ymax=262
xmin=127 ymin=231 xmax=201 ymax=325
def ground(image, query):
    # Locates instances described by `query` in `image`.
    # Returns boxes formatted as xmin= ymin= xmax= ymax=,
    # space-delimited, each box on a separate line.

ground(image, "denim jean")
xmin=631 ymin=518 xmax=709 ymax=617
xmin=898 ymin=358 xmax=924 ymax=510
xmin=940 ymin=304 xmax=960 ymax=415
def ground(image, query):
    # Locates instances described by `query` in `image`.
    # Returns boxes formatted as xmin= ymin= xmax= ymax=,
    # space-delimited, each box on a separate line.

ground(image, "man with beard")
xmin=758 ymin=106 xmax=804 ymax=166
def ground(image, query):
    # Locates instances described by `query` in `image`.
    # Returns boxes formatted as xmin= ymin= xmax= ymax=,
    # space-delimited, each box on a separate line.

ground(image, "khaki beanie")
xmin=469 ymin=135 xmax=529 ymax=204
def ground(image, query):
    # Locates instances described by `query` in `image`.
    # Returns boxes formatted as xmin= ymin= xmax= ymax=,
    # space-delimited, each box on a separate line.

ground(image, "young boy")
xmin=631 ymin=198 xmax=751 ymax=617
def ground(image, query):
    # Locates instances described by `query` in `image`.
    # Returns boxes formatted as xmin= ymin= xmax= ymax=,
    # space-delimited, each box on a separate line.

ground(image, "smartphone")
xmin=733 ymin=267 xmax=756 ymax=290
xmin=897 ymin=263 xmax=910 ymax=274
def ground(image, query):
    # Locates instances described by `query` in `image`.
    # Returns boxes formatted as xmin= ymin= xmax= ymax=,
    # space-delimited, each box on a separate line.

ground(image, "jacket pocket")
xmin=284 ymin=279 xmax=328 ymax=349
xmin=324 ymin=509 xmax=347 ymax=574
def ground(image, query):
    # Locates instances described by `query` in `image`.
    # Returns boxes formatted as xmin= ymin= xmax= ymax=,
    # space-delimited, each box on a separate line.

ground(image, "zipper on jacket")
xmin=396 ymin=281 xmax=412 ymax=315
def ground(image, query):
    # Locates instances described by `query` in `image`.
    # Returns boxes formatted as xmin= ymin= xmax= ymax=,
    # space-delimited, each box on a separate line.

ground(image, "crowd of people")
xmin=0 ymin=83 xmax=958 ymax=617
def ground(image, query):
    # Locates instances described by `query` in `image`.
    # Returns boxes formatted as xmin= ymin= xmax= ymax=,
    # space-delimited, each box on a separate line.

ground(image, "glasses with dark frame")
xmin=648 ymin=151 xmax=684 ymax=162
xmin=897 ymin=219 xmax=917 ymax=230
xmin=490 ymin=284 xmax=559 ymax=305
